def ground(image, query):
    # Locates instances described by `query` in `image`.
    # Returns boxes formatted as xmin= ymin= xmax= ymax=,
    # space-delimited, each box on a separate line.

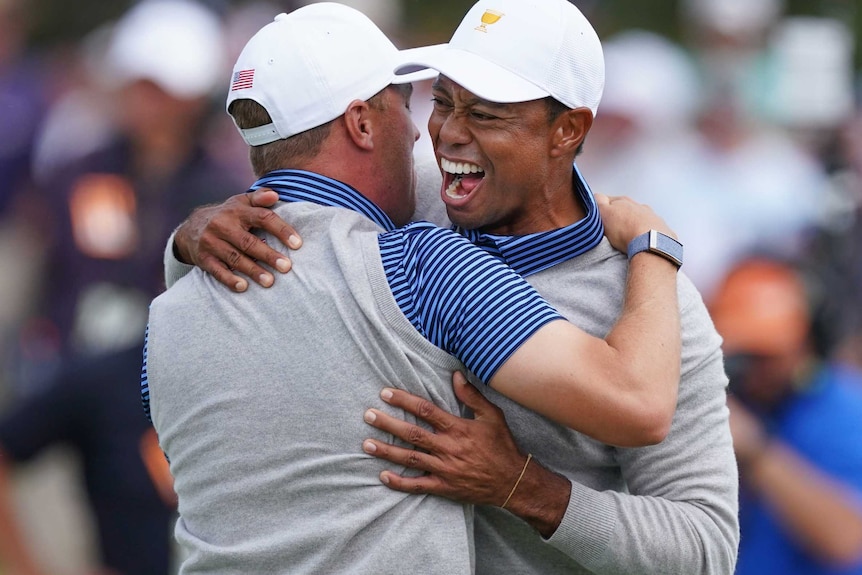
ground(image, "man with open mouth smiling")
xmin=161 ymin=0 xmax=738 ymax=573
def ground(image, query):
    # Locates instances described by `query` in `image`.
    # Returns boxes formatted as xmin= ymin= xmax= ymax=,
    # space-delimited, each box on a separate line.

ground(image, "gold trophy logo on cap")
xmin=475 ymin=9 xmax=504 ymax=32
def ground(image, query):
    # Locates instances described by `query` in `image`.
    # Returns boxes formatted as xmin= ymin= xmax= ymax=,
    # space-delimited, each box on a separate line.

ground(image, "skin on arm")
xmin=490 ymin=194 xmax=681 ymax=446
xmin=362 ymin=194 xmax=681 ymax=535
xmin=172 ymin=188 xmax=302 ymax=292
xmin=363 ymin=372 xmax=572 ymax=538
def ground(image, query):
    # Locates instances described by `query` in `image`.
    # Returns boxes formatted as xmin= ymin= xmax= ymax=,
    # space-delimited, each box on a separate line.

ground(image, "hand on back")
xmin=174 ymin=188 xmax=301 ymax=292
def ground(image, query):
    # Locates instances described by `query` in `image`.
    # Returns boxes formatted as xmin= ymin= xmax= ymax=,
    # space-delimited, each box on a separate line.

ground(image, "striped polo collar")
xmin=454 ymin=164 xmax=605 ymax=277
xmin=250 ymin=169 xmax=396 ymax=232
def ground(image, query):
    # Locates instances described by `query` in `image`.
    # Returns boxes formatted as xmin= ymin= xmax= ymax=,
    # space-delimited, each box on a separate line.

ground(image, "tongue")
xmin=458 ymin=173 xmax=483 ymax=193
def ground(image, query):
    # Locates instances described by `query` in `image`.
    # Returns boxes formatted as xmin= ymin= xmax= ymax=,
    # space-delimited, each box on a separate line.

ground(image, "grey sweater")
xmin=150 ymin=204 xmax=474 ymax=574
xmin=162 ymin=158 xmax=739 ymax=574
xmin=473 ymin=240 xmax=739 ymax=575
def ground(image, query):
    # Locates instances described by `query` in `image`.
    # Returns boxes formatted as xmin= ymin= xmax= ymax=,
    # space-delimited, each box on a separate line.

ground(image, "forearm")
xmin=746 ymin=442 xmax=862 ymax=565
xmin=605 ymin=252 xmax=681 ymax=420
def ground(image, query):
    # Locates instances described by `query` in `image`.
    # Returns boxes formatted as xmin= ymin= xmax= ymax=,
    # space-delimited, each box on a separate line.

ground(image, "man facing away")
xmin=145 ymin=3 xmax=687 ymax=574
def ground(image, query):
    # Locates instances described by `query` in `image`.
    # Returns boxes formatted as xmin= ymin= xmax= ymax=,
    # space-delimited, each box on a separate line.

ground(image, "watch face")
xmin=648 ymin=230 xmax=683 ymax=268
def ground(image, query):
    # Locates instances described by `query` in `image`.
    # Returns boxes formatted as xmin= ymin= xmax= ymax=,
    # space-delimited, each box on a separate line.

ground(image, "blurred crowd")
xmin=0 ymin=0 xmax=860 ymax=572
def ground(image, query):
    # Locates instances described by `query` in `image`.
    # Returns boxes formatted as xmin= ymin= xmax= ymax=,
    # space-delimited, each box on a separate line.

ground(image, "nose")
xmin=436 ymin=111 xmax=471 ymax=146
xmin=412 ymin=121 xmax=420 ymax=143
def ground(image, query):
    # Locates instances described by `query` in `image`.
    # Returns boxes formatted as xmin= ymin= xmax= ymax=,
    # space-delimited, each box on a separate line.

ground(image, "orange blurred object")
xmin=709 ymin=258 xmax=810 ymax=356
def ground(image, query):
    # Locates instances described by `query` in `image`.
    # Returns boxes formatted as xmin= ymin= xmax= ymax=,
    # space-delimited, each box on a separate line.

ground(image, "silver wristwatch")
xmin=627 ymin=230 xmax=683 ymax=269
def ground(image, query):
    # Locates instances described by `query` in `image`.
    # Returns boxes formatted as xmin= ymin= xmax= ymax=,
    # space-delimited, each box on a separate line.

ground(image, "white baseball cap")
xmin=107 ymin=0 xmax=226 ymax=100
xmin=395 ymin=0 xmax=604 ymax=116
xmin=227 ymin=2 xmax=435 ymax=147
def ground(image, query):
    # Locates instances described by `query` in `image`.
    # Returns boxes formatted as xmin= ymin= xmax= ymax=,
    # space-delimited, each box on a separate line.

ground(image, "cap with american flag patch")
xmin=225 ymin=3 xmax=435 ymax=146
xmin=231 ymin=70 xmax=255 ymax=91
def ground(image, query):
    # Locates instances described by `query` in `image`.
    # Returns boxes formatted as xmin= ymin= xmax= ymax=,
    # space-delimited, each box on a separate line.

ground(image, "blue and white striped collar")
xmin=250 ymin=169 xmax=397 ymax=232
xmin=454 ymin=164 xmax=605 ymax=277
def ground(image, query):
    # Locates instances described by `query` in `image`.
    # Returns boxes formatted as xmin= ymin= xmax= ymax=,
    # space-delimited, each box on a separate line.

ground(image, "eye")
xmin=470 ymin=110 xmax=496 ymax=121
xmin=431 ymin=96 xmax=453 ymax=111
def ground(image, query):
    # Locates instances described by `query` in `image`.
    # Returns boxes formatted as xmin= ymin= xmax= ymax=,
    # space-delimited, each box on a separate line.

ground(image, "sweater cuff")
xmin=163 ymin=229 xmax=195 ymax=289
xmin=545 ymin=479 xmax=616 ymax=571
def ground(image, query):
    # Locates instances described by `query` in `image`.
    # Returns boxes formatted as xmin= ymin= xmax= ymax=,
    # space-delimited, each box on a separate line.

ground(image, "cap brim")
xmin=394 ymin=44 xmax=549 ymax=104
xmin=390 ymin=47 xmax=439 ymax=84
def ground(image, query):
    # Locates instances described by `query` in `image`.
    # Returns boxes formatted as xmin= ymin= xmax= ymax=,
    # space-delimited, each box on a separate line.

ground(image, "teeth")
xmin=445 ymin=175 xmax=465 ymax=199
xmin=441 ymin=158 xmax=483 ymax=175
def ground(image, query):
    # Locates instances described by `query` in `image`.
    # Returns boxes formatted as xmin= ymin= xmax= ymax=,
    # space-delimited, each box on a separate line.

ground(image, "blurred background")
xmin=1 ymin=0 xmax=862 ymax=573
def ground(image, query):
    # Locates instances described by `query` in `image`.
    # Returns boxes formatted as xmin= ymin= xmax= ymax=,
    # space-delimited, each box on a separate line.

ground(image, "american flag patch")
xmin=231 ymin=69 xmax=255 ymax=91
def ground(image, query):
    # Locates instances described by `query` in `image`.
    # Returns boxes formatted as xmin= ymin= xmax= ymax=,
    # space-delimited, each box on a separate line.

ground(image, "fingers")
xmin=184 ymin=191 xmax=304 ymax=290
xmin=197 ymin=232 xmax=278 ymax=290
xmin=376 ymin=387 xmax=457 ymax=432
xmin=362 ymin=437 xmax=436 ymax=473
xmin=253 ymin=201 xmax=303 ymax=253
xmin=378 ymin=470 xmax=445 ymax=495
xmin=363 ymin=408 xmax=440 ymax=453
xmin=221 ymin=197 xmax=298 ymax=276
xmin=198 ymin=253 xmax=250 ymax=293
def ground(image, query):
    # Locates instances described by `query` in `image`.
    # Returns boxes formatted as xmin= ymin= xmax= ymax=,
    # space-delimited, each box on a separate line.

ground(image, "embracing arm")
xmin=491 ymin=195 xmax=681 ymax=446
xmin=365 ymin=283 xmax=738 ymax=575
xmin=164 ymin=189 xmax=301 ymax=290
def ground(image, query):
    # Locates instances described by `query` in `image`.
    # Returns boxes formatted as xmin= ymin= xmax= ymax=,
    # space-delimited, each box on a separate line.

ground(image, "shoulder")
xmin=380 ymin=222 xmax=476 ymax=256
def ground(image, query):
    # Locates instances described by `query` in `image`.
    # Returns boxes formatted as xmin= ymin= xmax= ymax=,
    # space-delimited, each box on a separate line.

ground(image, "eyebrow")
xmin=431 ymin=79 xmax=510 ymax=111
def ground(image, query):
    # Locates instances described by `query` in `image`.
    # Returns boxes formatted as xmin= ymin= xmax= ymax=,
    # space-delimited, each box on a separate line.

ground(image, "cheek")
xmin=427 ymin=116 xmax=442 ymax=139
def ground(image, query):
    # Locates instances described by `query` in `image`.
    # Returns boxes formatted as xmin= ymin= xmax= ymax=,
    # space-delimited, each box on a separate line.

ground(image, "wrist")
xmin=627 ymin=230 xmax=683 ymax=269
xmin=500 ymin=455 xmax=571 ymax=538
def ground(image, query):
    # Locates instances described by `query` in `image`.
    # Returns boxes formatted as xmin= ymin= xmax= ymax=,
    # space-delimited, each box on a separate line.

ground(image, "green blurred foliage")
xmin=19 ymin=0 xmax=862 ymax=70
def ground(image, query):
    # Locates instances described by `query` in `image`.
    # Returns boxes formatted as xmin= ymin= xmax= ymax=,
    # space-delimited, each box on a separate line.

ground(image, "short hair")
xmin=229 ymin=87 xmax=394 ymax=177
xmin=229 ymin=99 xmax=332 ymax=177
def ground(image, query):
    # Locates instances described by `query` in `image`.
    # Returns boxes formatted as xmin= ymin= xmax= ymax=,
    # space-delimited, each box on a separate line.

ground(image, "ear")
xmin=342 ymin=99 xmax=376 ymax=151
xmin=549 ymin=108 xmax=593 ymax=158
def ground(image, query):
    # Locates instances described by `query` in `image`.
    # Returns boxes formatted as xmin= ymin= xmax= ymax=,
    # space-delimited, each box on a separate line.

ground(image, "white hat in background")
xmin=394 ymin=0 xmax=604 ymax=116
xmin=682 ymin=0 xmax=784 ymax=38
xmin=600 ymin=30 xmax=701 ymax=129
xmin=106 ymin=0 xmax=226 ymax=100
xmin=227 ymin=2 xmax=435 ymax=147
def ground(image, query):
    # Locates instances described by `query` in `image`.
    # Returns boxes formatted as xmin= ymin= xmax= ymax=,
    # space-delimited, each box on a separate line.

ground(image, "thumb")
xmin=452 ymin=371 xmax=496 ymax=418
xmin=247 ymin=188 xmax=280 ymax=208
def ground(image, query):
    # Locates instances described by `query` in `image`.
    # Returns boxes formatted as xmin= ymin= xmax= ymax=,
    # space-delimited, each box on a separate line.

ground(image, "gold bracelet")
xmin=501 ymin=453 xmax=533 ymax=509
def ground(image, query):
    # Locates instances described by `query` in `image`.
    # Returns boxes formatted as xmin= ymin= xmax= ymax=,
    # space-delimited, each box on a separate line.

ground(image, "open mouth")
xmin=441 ymin=158 xmax=485 ymax=200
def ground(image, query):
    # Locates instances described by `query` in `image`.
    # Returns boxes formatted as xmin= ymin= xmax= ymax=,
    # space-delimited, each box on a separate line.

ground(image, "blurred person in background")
xmin=710 ymin=257 xmax=862 ymax=575
xmin=0 ymin=0 xmax=235 ymax=572
xmin=20 ymin=0 xmax=235 ymax=368
xmin=580 ymin=0 xmax=845 ymax=300
xmin=0 ymin=0 xmax=53 ymax=399
xmin=681 ymin=0 xmax=840 ymax=264
xmin=798 ymin=87 xmax=862 ymax=373
xmin=0 ymin=0 xmax=48 ymax=213
xmin=0 ymin=345 xmax=177 ymax=575
xmin=576 ymin=30 xmax=734 ymax=296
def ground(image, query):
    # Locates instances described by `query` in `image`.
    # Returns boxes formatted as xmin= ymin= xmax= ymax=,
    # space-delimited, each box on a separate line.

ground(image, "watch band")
xmin=627 ymin=230 xmax=683 ymax=268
